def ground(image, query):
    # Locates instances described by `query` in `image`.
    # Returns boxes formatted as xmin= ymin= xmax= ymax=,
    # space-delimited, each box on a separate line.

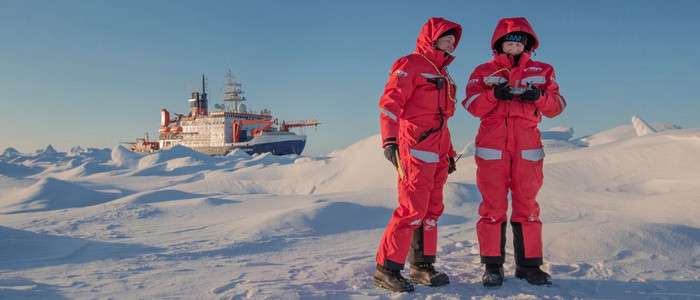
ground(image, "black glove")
xmin=383 ymin=143 xmax=399 ymax=168
xmin=520 ymin=88 xmax=541 ymax=101
xmin=448 ymin=157 xmax=457 ymax=174
xmin=493 ymin=82 xmax=514 ymax=100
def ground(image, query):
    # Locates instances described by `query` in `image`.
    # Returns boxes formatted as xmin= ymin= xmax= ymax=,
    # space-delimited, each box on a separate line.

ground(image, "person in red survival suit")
xmin=374 ymin=17 xmax=462 ymax=293
xmin=462 ymin=17 xmax=566 ymax=287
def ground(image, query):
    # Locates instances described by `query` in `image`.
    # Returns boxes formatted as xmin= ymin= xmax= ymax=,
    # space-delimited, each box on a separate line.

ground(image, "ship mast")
xmin=221 ymin=70 xmax=246 ymax=112
xmin=187 ymin=74 xmax=209 ymax=118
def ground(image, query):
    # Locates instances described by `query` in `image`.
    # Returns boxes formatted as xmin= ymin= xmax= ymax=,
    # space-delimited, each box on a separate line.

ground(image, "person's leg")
xmin=407 ymin=155 xmax=449 ymax=286
xmin=510 ymin=148 xmax=544 ymax=267
xmin=375 ymin=147 xmax=437 ymax=291
xmin=510 ymin=147 xmax=551 ymax=286
xmin=475 ymin=148 xmax=512 ymax=286
xmin=475 ymin=149 xmax=511 ymax=265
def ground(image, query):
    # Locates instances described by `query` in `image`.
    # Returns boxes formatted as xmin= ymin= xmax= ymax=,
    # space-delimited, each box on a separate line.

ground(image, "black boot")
xmin=373 ymin=264 xmax=414 ymax=292
xmin=515 ymin=266 xmax=552 ymax=286
xmin=482 ymin=264 xmax=504 ymax=287
xmin=409 ymin=263 xmax=450 ymax=287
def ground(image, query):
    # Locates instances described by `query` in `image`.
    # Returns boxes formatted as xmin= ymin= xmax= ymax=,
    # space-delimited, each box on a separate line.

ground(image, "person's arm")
xmin=379 ymin=57 xmax=416 ymax=147
xmin=533 ymin=66 xmax=566 ymax=118
xmin=462 ymin=68 xmax=500 ymax=117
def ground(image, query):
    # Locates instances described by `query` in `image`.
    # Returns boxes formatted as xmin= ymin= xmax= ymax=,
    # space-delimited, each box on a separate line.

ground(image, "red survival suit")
xmin=377 ymin=18 xmax=461 ymax=270
xmin=462 ymin=17 xmax=566 ymax=267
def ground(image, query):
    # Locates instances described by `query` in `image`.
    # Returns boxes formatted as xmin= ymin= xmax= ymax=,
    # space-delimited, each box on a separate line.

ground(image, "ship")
xmin=130 ymin=71 xmax=319 ymax=156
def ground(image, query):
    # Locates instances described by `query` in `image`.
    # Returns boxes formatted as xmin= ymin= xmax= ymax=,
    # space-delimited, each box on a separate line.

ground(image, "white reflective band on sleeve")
xmin=521 ymin=76 xmax=546 ymax=85
xmin=484 ymin=76 xmax=507 ymax=84
xmin=521 ymin=149 xmax=545 ymax=161
xmin=410 ymin=149 xmax=440 ymax=163
xmin=475 ymin=147 xmax=502 ymax=160
xmin=558 ymin=95 xmax=566 ymax=109
xmin=464 ymin=93 xmax=481 ymax=109
xmin=379 ymin=108 xmax=397 ymax=122
xmin=421 ymin=73 xmax=442 ymax=79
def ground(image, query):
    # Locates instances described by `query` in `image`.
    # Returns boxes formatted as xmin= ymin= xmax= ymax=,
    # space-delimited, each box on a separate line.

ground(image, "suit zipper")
xmin=505 ymin=104 xmax=510 ymax=126
xmin=505 ymin=111 xmax=510 ymax=148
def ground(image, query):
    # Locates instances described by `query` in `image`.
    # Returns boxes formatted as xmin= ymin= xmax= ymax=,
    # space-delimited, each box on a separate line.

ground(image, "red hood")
xmin=490 ymin=17 xmax=538 ymax=52
xmin=415 ymin=17 xmax=462 ymax=66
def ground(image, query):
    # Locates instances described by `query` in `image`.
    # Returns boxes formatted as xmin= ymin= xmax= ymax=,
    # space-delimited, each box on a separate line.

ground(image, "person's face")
xmin=502 ymin=41 xmax=525 ymax=55
xmin=435 ymin=35 xmax=456 ymax=53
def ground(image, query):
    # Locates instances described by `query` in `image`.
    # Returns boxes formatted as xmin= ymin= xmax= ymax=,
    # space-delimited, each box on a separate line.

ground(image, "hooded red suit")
xmin=462 ymin=17 xmax=566 ymax=266
xmin=376 ymin=17 xmax=462 ymax=270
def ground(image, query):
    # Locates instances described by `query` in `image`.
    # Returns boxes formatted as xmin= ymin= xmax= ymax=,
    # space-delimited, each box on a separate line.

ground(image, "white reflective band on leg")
xmin=521 ymin=149 xmax=545 ymax=161
xmin=379 ymin=108 xmax=397 ymax=121
xmin=522 ymin=76 xmax=546 ymax=85
xmin=410 ymin=149 xmax=439 ymax=163
xmin=558 ymin=95 xmax=566 ymax=109
xmin=464 ymin=93 xmax=481 ymax=109
xmin=475 ymin=147 xmax=502 ymax=160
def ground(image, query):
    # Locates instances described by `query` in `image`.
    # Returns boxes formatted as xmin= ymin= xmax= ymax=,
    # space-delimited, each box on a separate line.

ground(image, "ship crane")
xmin=280 ymin=120 xmax=321 ymax=132
xmin=232 ymin=119 xmax=278 ymax=143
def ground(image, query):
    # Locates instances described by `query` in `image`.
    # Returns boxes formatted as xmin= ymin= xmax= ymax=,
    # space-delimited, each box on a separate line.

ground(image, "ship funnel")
xmin=189 ymin=92 xmax=199 ymax=102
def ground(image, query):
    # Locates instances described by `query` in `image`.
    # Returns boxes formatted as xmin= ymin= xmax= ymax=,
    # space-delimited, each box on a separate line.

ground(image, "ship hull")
xmin=235 ymin=139 xmax=306 ymax=156
xmin=174 ymin=133 xmax=307 ymax=156
xmin=187 ymin=140 xmax=305 ymax=156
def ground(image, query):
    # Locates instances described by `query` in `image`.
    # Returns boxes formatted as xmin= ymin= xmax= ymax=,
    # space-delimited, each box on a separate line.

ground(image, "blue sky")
xmin=2 ymin=0 xmax=699 ymax=156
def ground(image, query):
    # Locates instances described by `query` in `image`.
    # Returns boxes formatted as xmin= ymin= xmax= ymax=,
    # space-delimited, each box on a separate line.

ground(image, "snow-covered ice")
xmin=1 ymin=117 xmax=698 ymax=299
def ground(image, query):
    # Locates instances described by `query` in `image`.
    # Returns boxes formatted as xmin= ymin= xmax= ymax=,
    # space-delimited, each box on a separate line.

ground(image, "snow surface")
xmin=1 ymin=117 xmax=698 ymax=299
